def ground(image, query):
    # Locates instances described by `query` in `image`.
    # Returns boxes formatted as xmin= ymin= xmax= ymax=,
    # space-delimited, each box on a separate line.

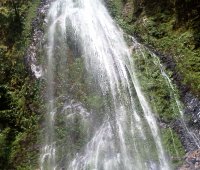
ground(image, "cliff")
xmin=106 ymin=0 xmax=200 ymax=169
xmin=0 ymin=0 xmax=200 ymax=169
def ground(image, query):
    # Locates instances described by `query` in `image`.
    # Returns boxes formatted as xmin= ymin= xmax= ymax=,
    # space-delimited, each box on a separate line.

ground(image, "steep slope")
xmin=0 ymin=0 xmax=200 ymax=169
xmin=0 ymin=0 xmax=43 ymax=169
xmin=106 ymin=0 xmax=200 ymax=168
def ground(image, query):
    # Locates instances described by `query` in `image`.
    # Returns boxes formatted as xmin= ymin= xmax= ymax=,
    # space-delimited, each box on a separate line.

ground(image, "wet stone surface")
xmin=25 ymin=0 xmax=51 ymax=78
xmin=179 ymin=149 xmax=200 ymax=170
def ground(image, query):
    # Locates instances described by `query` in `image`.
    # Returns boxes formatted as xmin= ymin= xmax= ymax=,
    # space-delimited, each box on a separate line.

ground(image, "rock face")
xmin=179 ymin=149 xmax=200 ymax=170
xmin=25 ymin=0 xmax=51 ymax=78
xmin=106 ymin=0 xmax=200 ymax=168
xmin=184 ymin=93 xmax=200 ymax=127
xmin=133 ymin=35 xmax=200 ymax=148
xmin=26 ymin=0 xmax=200 ymax=169
xmin=153 ymin=50 xmax=200 ymax=150
xmin=135 ymin=35 xmax=200 ymax=132
xmin=124 ymin=0 xmax=200 ymax=129
xmin=172 ymin=120 xmax=200 ymax=152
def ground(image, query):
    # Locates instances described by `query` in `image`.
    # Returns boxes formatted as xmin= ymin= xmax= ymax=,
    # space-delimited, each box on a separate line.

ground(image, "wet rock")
xmin=146 ymin=161 xmax=160 ymax=170
xmin=25 ymin=0 xmax=51 ymax=78
xmin=184 ymin=93 xmax=200 ymax=127
xmin=172 ymin=120 xmax=199 ymax=152
xmin=133 ymin=34 xmax=200 ymax=152
xmin=179 ymin=149 xmax=200 ymax=170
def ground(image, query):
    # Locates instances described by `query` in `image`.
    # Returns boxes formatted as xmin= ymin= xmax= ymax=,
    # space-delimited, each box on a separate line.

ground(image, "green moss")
xmin=86 ymin=94 xmax=104 ymax=110
xmin=107 ymin=0 xmax=200 ymax=96
xmin=132 ymin=50 xmax=180 ymax=122
xmin=106 ymin=0 xmax=123 ymax=18
xmin=107 ymin=0 xmax=137 ymax=34
xmin=150 ymin=23 xmax=200 ymax=95
xmin=161 ymin=128 xmax=185 ymax=168
xmin=133 ymin=12 xmax=200 ymax=96
xmin=66 ymin=57 xmax=88 ymax=103
xmin=129 ymin=42 xmax=186 ymax=166
xmin=23 ymin=0 xmax=41 ymax=40
xmin=54 ymin=112 xmax=88 ymax=164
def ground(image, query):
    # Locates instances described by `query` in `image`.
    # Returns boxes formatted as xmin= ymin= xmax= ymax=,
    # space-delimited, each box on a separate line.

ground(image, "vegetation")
xmin=161 ymin=128 xmax=185 ymax=168
xmin=131 ymin=41 xmax=186 ymax=166
xmin=0 ymin=0 xmax=41 ymax=169
xmin=107 ymin=0 xmax=194 ymax=167
xmin=133 ymin=49 xmax=180 ymax=122
xmin=107 ymin=0 xmax=200 ymax=96
xmin=0 ymin=0 xmax=199 ymax=169
xmin=64 ymin=56 xmax=105 ymax=113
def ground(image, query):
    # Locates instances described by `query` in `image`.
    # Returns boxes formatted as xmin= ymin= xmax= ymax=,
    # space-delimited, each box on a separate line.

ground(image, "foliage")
xmin=107 ymin=0 xmax=197 ymax=166
xmin=133 ymin=50 xmax=180 ymax=122
xmin=107 ymin=0 xmax=200 ymax=96
xmin=0 ymin=0 xmax=41 ymax=169
xmin=0 ymin=128 xmax=10 ymax=168
xmin=161 ymin=128 xmax=185 ymax=168
xmin=106 ymin=0 xmax=123 ymax=18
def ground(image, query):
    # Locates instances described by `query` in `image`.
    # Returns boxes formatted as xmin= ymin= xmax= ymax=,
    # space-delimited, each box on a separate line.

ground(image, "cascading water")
xmin=40 ymin=0 xmax=171 ymax=169
xmin=131 ymin=37 xmax=200 ymax=149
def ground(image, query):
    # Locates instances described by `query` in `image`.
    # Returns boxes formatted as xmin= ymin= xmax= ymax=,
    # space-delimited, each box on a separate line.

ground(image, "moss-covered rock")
xmin=106 ymin=1 xmax=200 ymax=166
xmin=161 ymin=128 xmax=185 ymax=169
xmin=107 ymin=0 xmax=200 ymax=97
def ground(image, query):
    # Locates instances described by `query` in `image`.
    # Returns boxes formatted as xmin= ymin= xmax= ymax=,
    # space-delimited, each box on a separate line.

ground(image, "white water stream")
xmin=131 ymin=37 xmax=200 ymax=149
xmin=40 ymin=0 xmax=172 ymax=169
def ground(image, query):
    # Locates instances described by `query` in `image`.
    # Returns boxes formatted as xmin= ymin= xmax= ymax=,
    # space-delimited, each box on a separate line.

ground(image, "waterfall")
xmin=131 ymin=37 xmax=200 ymax=149
xmin=40 ymin=0 xmax=171 ymax=169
